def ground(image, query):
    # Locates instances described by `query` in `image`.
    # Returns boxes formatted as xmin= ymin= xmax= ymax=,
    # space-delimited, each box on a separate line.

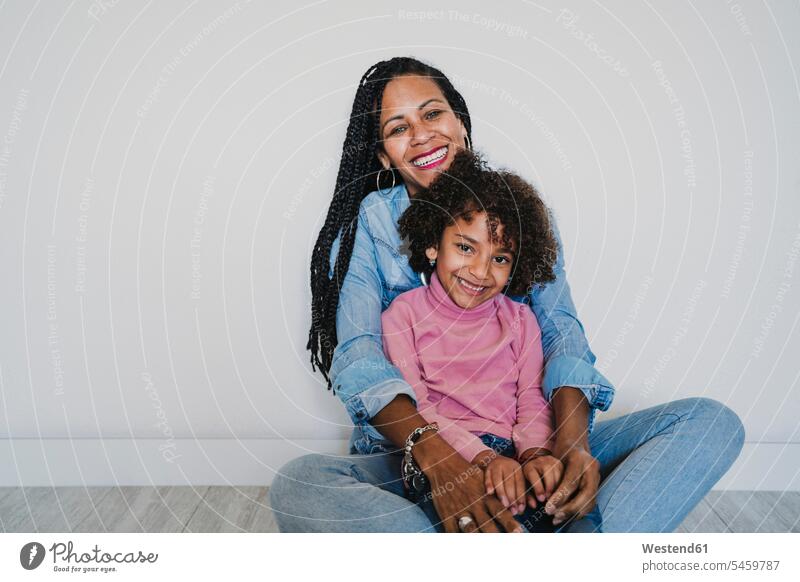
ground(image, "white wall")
xmin=0 ymin=0 xmax=798 ymax=488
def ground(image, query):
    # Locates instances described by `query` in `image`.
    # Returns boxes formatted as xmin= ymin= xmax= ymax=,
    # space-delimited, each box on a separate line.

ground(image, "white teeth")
xmin=458 ymin=278 xmax=485 ymax=293
xmin=412 ymin=146 xmax=447 ymax=167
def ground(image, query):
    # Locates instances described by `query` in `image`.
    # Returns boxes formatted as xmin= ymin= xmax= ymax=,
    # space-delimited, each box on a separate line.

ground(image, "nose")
xmin=409 ymin=122 xmax=435 ymax=145
xmin=468 ymin=257 xmax=491 ymax=281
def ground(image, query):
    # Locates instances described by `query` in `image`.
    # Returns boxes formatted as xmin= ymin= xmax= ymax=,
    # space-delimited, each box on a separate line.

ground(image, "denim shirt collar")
xmin=381 ymin=183 xmax=410 ymax=220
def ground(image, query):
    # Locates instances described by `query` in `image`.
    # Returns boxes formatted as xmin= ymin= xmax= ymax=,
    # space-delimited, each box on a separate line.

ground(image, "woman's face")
xmin=376 ymin=75 xmax=468 ymax=197
xmin=425 ymin=212 xmax=515 ymax=309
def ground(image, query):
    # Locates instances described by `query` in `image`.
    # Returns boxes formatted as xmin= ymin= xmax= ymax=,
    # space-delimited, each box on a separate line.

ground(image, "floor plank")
xmin=705 ymin=491 xmax=796 ymax=533
xmin=250 ymin=487 xmax=279 ymax=533
xmin=675 ymin=498 xmax=730 ymax=533
xmin=184 ymin=486 xmax=270 ymax=533
xmin=0 ymin=487 xmax=112 ymax=532
xmin=1 ymin=487 xmax=795 ymax=533
xmin=73 ymin=486 xmax=208 ymax=533
xmin=757 ymin=491 xmax=800 ymax=533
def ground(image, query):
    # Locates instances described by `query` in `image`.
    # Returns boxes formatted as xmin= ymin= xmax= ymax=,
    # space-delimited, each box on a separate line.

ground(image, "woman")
xmin=269 ymin=57 xmax=744 ymax=533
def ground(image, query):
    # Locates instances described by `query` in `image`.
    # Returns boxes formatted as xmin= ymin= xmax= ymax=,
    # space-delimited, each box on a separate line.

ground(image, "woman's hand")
xmin=371 ymin=396 xmax=522 ymax=533
xmin=519 ymin=453 xmax=564 ymax=510
xmin=542 ymin=387 xmax=601 ymax=527
xmin=421 ymin=446 xmax=524 ymax=533
xmin=545 ymin=447 xmax=600 ymax=526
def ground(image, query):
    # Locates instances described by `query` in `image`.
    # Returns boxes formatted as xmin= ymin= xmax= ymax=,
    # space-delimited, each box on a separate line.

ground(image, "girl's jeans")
xmin=268 ymin=397 xmax=745 ymax=532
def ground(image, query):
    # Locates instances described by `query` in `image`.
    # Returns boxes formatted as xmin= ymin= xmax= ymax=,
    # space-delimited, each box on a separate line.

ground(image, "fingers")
xmin=457 ymin=514 xmax=479 ymax=533
xmin=484 ymin=470 xmax=494 ymax=496
xmin=442 ymin=507 xmax=479 ymax=533
xmin=523 ymin=463 xmax=546 ymax=506
xmin=470 ymin=501 xmax=501 ymax=533
xmin=541 ymin=460 xmax=564 ymax=499
xmin=482 ymin=495 xmax=523 ymax=533
xmin=553 ymin=471 xmax=600 ymax=525
xmin=491 ymin=467 xmax=511 ymax=509
xmin=496 ymin=465 xmax=524 ymax=515
xmin=513 ymin=466 xmax=526 ymax=514
xmin=470 ymin=505 xmax=499 ymax=533
xmin=442 ymin=514 xmax=459 ymax=534
xmin=545 ymin=463 xmax=581 ymax=515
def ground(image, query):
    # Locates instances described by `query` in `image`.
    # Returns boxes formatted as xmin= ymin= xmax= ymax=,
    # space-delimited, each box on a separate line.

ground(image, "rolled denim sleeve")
xmin=529 ymin=211 xmax=615 ymax=432
xmin=328 ymin=205 xmax=418 ymax=431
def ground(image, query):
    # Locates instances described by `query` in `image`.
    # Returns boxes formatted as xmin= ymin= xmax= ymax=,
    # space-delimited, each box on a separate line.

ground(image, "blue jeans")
xmin=268 ymin=397 xmax=744 ymax=532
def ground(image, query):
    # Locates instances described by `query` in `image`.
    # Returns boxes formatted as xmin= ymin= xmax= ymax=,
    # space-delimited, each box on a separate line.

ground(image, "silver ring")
xmin=457 ymin=515 xmax=475 ymax=532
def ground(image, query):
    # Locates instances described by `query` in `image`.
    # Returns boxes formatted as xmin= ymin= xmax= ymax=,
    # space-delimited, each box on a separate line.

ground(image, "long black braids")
xmin=307 ymin=57 xmax=473 ymax=391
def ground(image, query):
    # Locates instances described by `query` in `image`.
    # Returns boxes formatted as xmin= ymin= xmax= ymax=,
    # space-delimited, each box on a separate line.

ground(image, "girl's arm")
xmin=530 ymin=210 xmax=615 ymax=434
xmin=381 ymin=300 xmax=494 ymax=464
xmin=510 ymin=306 xmax=556 ymax=459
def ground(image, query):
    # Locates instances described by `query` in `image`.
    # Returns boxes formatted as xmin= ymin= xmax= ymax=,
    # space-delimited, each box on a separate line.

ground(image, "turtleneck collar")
xmin=426 ymin=270 xmax=500 ymax=321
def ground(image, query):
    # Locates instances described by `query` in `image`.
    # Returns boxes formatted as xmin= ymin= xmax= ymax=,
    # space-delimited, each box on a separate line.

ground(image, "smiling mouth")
xmin=411 ymin=146 xmax=448 ymax=168
xmin=457 ymin=276 xmax=487 ymax=294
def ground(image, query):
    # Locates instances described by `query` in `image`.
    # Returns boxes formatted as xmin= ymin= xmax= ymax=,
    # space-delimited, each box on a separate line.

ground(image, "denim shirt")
xmin=328 ymin=183 xmax=615 ymax=455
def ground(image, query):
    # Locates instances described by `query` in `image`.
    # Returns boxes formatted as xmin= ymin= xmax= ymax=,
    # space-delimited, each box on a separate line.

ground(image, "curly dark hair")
xmin=398 ymin=150 xmax=558 ymax=296
xmin=307 ymin=57 xmax=473 ymax=386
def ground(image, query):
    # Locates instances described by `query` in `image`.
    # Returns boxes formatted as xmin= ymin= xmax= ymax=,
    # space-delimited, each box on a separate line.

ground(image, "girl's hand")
xmin=520 ymin=454 xmax=564 ymax=510
xmin=482 ymin=456 xmax=527 ymax=516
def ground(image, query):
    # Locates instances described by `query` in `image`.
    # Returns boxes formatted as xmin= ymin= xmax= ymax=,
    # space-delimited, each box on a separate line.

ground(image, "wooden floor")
xmin=0 ymin=487 xmax=797 ymax=532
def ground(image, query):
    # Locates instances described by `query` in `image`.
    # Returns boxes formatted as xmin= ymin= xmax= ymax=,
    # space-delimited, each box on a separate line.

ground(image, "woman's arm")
xmin=529 ymin=211 xmax=608 ymax=525
xmin=371 ymin=395 xmax=523 ymax=533
xmin=546 ymin=387 xmax=600 ymax=526
xmin=530 ymin=210 xmax=615 ymax=432
xmin=510 ymin=306 xmax=555 ymax=459
xmin=326 ymin=203 xmax=419 ymax=434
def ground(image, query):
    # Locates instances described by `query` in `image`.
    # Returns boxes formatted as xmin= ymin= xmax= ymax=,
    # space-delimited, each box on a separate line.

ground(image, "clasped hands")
xmin=472 ymin=447 xmax=567 ymax=525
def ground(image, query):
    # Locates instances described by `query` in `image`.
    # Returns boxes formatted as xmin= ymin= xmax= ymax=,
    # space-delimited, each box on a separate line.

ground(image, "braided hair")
xmin=307 ymin=57 xmax=473 ymax=390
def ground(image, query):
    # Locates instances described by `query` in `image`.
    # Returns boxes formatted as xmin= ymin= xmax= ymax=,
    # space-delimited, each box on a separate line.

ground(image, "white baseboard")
xmin=0 ymin=439 xmax=798 ymax=490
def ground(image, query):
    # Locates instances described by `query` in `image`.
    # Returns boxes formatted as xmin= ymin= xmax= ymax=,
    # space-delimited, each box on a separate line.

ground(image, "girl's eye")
xmin=494 ymin=256 xmax=511 ymax=264
xmin=456 ymin=243 xmax=472 ymax=253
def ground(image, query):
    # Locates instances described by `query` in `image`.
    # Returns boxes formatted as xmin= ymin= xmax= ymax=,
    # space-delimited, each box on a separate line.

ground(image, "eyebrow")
xmin=381 ymin=98 xmax=446 ymax=133
xmin=455 ymin=234 xmax=515 ymax=254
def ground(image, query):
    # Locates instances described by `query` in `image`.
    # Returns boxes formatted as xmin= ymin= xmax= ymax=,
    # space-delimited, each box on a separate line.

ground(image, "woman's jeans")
xmin=268 ymin=397 xmax=745 ymax=532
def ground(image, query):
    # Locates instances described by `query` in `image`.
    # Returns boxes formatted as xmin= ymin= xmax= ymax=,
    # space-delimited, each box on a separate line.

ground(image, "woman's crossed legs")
xmin=269 ymin=397 xmax=744 ymax=532
xmin=589 ymin=396 xmax=744 ymax=532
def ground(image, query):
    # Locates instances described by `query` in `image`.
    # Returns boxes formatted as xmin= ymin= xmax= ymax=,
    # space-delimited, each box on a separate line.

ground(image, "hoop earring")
xmin=376 ymin=168 xmax=396 ymax=195
xmin=464 ymin=134 xmax=472 ymax=151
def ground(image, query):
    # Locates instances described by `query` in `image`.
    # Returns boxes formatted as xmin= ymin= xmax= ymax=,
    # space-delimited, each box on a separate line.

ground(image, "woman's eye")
xmin=389 ymin=125 xmax=406 ymax=136
xmin=425 ymin=110 xmax=442 ymax=120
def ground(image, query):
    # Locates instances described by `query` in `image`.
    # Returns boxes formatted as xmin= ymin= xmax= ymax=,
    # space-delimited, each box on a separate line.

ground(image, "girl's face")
xmin=376 ymin=75 xmax=468 ymax=197
xmin=425 ymin=211 xmax=515 ymax=309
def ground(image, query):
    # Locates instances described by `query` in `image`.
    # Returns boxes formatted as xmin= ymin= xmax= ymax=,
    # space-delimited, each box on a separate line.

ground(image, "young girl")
xmin=381 ymin=150 xmax=565 ymax=532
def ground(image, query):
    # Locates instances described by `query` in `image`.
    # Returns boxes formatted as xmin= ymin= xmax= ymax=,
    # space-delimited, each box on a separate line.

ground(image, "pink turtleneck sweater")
xmin=381 ymin=272 xmax=555 ymax=463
